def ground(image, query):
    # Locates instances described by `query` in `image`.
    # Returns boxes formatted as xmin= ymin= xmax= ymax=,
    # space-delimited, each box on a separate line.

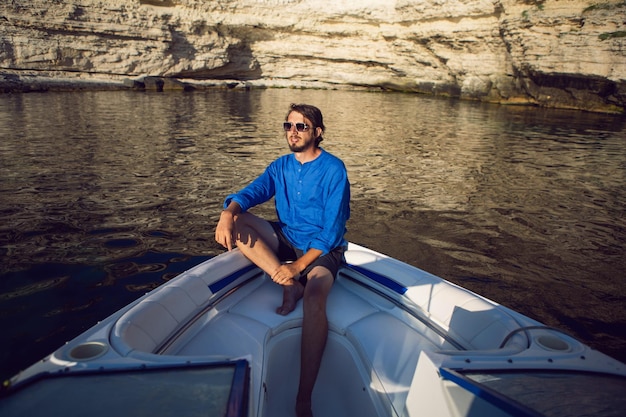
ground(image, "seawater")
xmin=0 ymin=89 xmax=625 ymax=380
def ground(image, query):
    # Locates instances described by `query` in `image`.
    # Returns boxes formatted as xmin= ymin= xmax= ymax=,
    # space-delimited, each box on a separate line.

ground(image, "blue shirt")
xmin=224 ymin=149 xmax=350 ymax=255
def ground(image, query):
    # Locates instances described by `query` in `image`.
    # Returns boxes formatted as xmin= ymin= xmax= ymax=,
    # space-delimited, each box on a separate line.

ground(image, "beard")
xmin=289 ymin=142 xmax=307 ymax=152
xmin=288 ymin=136 xmax=315 ymax=153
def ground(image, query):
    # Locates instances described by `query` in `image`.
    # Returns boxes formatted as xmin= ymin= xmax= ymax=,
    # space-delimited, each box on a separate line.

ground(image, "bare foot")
xmin=296 ymin=400 xmax=313 ymax=417
xmin=276 ymin=280 xmax=304 ymax=315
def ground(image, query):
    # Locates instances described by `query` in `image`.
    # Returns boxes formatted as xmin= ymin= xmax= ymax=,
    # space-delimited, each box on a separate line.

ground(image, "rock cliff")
xmin=1 ymin=0 xmax=625 ymax=112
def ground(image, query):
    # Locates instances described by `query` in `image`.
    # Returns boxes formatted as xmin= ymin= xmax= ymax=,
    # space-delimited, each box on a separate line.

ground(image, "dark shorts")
xmin=270 ymin=222 xmax=345 ymax=286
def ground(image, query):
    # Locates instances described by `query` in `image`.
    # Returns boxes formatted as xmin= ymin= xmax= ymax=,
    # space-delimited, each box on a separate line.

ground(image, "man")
xmin=215 ymin=103 xmax=350 ymax=417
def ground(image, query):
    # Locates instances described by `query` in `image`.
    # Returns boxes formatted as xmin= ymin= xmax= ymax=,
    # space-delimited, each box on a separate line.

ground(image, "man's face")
xmin=285 ymin=111 xmax=318 ymax=153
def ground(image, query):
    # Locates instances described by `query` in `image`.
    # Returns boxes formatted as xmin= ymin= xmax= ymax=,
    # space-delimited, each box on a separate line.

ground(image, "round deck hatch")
xmin=536 ymin=335 xmax=570 ymax=351
xmin=67 ymin=342 xmax=109 ymax=361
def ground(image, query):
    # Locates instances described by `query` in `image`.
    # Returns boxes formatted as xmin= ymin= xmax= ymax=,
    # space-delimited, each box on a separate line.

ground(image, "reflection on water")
xmin=0 ymin=89 xmax=625 ymax=380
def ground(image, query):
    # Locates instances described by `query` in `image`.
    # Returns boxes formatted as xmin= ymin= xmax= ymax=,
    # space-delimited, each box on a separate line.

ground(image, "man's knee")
xmin=303 ymin=268 xmax=333 ymax=301
xmin=233 ymin=217 xmax=254 ymax=246
xmin=233 ymin=213 xmax=279 ymax=251
xmin=232 ymin=212 xmax=252 ymax=230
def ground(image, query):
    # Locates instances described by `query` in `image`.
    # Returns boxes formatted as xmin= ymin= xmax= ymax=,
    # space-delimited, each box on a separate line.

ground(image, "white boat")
xmin=2 ymin=243 xmax=625 ymax=417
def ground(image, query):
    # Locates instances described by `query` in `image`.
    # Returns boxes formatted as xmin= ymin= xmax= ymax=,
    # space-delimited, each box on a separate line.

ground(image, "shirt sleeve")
xmin=224 ymin=166 xmax=276 ymax=212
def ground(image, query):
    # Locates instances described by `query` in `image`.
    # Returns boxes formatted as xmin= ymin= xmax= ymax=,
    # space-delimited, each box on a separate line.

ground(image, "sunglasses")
xmin=283 ymin=122 xmax=310 ymax=132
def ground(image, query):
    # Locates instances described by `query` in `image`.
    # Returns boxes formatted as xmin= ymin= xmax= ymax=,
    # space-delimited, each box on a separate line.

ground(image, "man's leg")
xmin=296 ymin=266 xmax=334 ymax=417
xmin=233 ymin=212 xmax=281 ymax=273
xmin=233 ymin=212 xmax=304 ymax=314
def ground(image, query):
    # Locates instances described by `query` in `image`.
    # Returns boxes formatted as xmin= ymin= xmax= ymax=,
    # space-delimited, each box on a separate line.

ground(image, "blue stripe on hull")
xmin=346 ymin=264 xmax=408 ymax=295
xmin=208 ymin=264 xmax=258 ymax=293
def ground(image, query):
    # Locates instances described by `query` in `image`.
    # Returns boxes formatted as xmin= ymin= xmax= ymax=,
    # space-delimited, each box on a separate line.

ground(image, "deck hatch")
xmin=0 ymin=360 xmax=250 ymax=417
xmin=440 ymin=367 xmax=626 ymax=417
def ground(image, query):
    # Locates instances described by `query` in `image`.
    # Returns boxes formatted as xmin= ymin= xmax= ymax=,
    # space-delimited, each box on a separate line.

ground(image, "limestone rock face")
xmin=1 ymin=0 xmax=625 ymax=112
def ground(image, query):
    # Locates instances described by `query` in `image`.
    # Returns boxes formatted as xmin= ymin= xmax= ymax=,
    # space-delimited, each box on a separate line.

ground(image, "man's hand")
xmin=270 ymin=248 xmax=323 ymax=285
xmin=271 ymin=263 xmax=302 ymax=285
xmin=215 ymin=203 xmax=241 ymax=251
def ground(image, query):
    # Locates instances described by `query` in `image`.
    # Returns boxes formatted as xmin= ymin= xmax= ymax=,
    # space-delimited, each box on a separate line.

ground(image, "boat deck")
xmin=5 ymin=245 xmax=626 ymax=417
xmin=109 ymin=250 xmax=533 ymax=417
xmin=147 ymin=272 xmax=459 ymax=417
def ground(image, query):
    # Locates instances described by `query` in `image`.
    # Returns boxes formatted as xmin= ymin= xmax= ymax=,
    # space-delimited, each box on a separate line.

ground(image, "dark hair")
xmin=286 ymin=103 xmax=325 ymax=145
